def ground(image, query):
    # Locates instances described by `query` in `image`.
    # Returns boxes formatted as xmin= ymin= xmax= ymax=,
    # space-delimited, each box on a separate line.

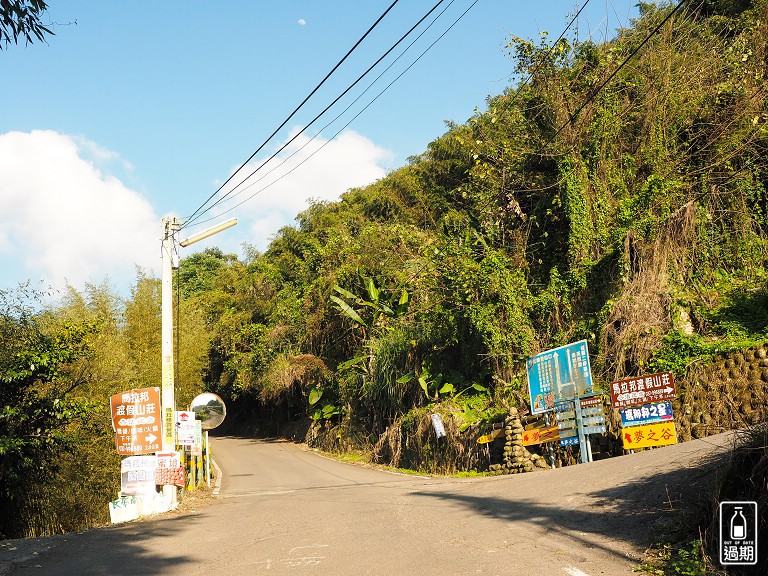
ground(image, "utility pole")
xmin=159 ymin=215 xmax=236 ymax=503
xmin=161 ymin=216 xmax=181 ymax=453
xmin=160 ymin=216 xmax=237 ymax=450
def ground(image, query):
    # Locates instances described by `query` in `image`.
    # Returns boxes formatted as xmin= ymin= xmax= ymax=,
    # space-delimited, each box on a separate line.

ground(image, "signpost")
xmin=155 ymin=452 xmax=184 ymax=487
xmin=476 ymin=429 xmax=503 ymax=444
xmin=553 ymin=393 xmax=607 ymax=459
xmin=555 ymin=401 xmax=579 ymax=447
xmin=525 ymin=342 xmax=608 ymax=464
xmin=611 ymin=372 xmax=678 ymax=452
xmin=527 ymin=340 xmax=594 ymax=415
xmin=619 ymin=401 xmax=674 ymax=428
xmin=521 ymin=425 xmax=560 ymax=446
xmin=609 ymin=371 xmax=675 ymax=408
xmin=580 ymin=396 xmax=603 ymax=409
xmin=110 ymin=388 xmax=162 ymax=456
xmin=581 ymin=416 xmax=606 ymax=427
xmin=621 ymin=421 xmax=678 ymax=450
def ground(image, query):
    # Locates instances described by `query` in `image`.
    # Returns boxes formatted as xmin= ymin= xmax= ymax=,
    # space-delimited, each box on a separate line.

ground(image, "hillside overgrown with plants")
xmin=2 ymin=0 xmax=767 ymax=548
xmin=193 ymin=0 xmax=768 ymax=456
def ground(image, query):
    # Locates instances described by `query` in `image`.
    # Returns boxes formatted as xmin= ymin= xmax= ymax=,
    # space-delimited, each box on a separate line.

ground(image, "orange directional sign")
xmin=110 ymin=388 xmax=162 ymax=455
xmin=522 ymin=425 xmax=560 ymax=446
xmin=621 ymin=421 xmax=677 ymax=450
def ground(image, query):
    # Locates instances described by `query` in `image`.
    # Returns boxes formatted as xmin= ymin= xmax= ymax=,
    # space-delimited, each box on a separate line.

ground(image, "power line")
xmin=188 ymin=0 xmax=475 ymax=226
xmin=401 ymin=0 xmax=691 ymax=292
xmin=549 ymin=0 xmax=688 ymax=142
xmin=181 ymin=0 xmax=402 ymax=229
xmin=182 ymin=0 xmax=452 ymax=231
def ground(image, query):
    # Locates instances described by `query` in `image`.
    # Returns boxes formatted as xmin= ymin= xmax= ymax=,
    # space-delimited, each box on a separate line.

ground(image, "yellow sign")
xmin=522 ymin=425 xmax=560 ymax=446
xmin=476 ymin=429 xmax=503 ymax=444
xmin=163 ymin=406 xmax=175 ymax=448
xmin=621 ymin=421 xmax=677 ymax=450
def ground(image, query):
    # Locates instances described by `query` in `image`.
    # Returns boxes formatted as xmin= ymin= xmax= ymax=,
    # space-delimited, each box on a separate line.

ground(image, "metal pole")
xmin=205 ymin=431 xmax=211 ymax=487
xmin=544 ymin=412 xmax=556 ymax=469
xmin=575 ymin=391 xmax=590 ymax=463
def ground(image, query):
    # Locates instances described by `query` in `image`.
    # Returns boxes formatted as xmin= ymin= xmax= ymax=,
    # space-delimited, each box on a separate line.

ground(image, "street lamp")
xmin=159 ymin=216 xmax=237 ymax=499
xmin=179 ymin=218 xmax=238 ymax=247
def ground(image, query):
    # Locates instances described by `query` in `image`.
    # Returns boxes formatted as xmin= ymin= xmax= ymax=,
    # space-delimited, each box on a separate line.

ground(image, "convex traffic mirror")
xmin=190 ymin=392 xmax=227 ymax=430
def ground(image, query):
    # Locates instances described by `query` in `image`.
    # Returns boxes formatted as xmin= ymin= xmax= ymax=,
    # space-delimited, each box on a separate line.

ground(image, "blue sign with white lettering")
xmin=560 ymin=436 xmax=580 ymax=447
xmin=619 ymin=401 xmax=673 ymax=428
xmin=527 ymin=340 xmax=594 ymax=414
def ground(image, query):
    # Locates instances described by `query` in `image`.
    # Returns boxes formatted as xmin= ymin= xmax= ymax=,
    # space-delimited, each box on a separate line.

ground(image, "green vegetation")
xmin=196 ymin=0 xmax=768 ymax=458
xmin=2 ymin=0 xmax=768 ymax=545
xmin=636 ymin=540 xmax=725 ymax=575
xmin=0 ymin=0 xmax=53 ymax=50
xmin=0 ymin=277 xmax=210 ymax=538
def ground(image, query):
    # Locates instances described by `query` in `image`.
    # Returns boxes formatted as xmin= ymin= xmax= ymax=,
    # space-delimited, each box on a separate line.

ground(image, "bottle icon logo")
xmin=730 ymin=507 xmax=747 ymax=540
xmin=719 ymin=501 xmax=758 ymax=566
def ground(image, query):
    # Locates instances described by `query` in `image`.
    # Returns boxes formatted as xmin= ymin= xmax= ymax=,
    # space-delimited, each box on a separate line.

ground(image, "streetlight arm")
xmin=179 ymin=218 xmax=238 ymax=247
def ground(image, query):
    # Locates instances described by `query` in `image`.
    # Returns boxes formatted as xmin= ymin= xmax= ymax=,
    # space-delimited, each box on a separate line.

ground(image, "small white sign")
xmin=176 ymin=410 xmax=196 ymax=446
xmin=120 ymin=455 xmax=157 ymax=496
xmin=109 ymin=495 xmax=140 ymax=524
xmin=430 ymin=414 xmax=446 ymax=439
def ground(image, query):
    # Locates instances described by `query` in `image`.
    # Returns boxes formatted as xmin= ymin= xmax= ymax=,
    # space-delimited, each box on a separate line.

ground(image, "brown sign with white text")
xmin=609 ymin=372 xmax=675 ymax=408
xmin=110 ymin=388 xmax=162 ymax=455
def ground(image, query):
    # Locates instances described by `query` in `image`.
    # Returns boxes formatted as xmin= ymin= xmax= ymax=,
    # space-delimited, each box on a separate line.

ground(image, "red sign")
xmin=110 ymin=388 xmax=162 ymax=455
xmin=155 ymin=452 xmax=184 ymax=486
xmin=609 ymin=372 xmax=675 ymax=408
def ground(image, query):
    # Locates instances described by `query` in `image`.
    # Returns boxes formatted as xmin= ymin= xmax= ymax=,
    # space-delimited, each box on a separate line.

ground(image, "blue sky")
xmin=0 ymin=0 xmax=639 ymax=296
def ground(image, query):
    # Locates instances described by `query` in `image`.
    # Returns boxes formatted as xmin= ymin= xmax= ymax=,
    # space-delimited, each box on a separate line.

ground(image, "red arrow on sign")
xmin=624 ymin=432 xmax=632 ymax=445
xmin=523 ymin=433 xmax=529 ymax=442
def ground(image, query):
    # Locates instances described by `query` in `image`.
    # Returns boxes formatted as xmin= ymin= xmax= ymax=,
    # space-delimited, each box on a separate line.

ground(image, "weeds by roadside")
xmin=635 ymin=539 xmax=726 ymax=575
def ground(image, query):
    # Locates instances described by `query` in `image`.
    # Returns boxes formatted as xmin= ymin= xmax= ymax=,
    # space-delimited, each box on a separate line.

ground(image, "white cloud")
xmin=189 ymin=127 xmax=392 ymax=252
xmin=297 ymin=18 xmax=306 ymax=26
xmin=0 ymin=130 xmax=160 ymax=293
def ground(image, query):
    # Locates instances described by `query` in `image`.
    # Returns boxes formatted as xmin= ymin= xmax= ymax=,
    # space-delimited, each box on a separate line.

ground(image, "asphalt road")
xmin=2 ymin=432 xmax=735 ymax=576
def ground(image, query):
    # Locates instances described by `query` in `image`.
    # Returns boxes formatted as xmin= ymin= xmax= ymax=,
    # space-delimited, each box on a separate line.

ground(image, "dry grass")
xmin=599 ymin=201 xmax=698 ymax=380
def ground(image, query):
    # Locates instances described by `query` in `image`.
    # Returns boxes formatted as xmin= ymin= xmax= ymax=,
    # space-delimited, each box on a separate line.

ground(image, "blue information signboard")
xmin=619 ymin=401 xmax=673 ymax=428
xmin=526 ymin=340 xmax=594 ymax=415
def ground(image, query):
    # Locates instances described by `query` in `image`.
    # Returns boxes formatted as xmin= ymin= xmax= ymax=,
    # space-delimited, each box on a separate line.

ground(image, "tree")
xmin=0 ymin=0 xmax=53 ymax=49
xmin=0 ymin=285 xmax=97 ymax=537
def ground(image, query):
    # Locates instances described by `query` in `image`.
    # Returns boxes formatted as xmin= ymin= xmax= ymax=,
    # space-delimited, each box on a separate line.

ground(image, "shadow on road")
xmin=409 ymin=447 xmax=731 ymax=560
xmin=10 ymin=511 xmax=206 ymax=575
